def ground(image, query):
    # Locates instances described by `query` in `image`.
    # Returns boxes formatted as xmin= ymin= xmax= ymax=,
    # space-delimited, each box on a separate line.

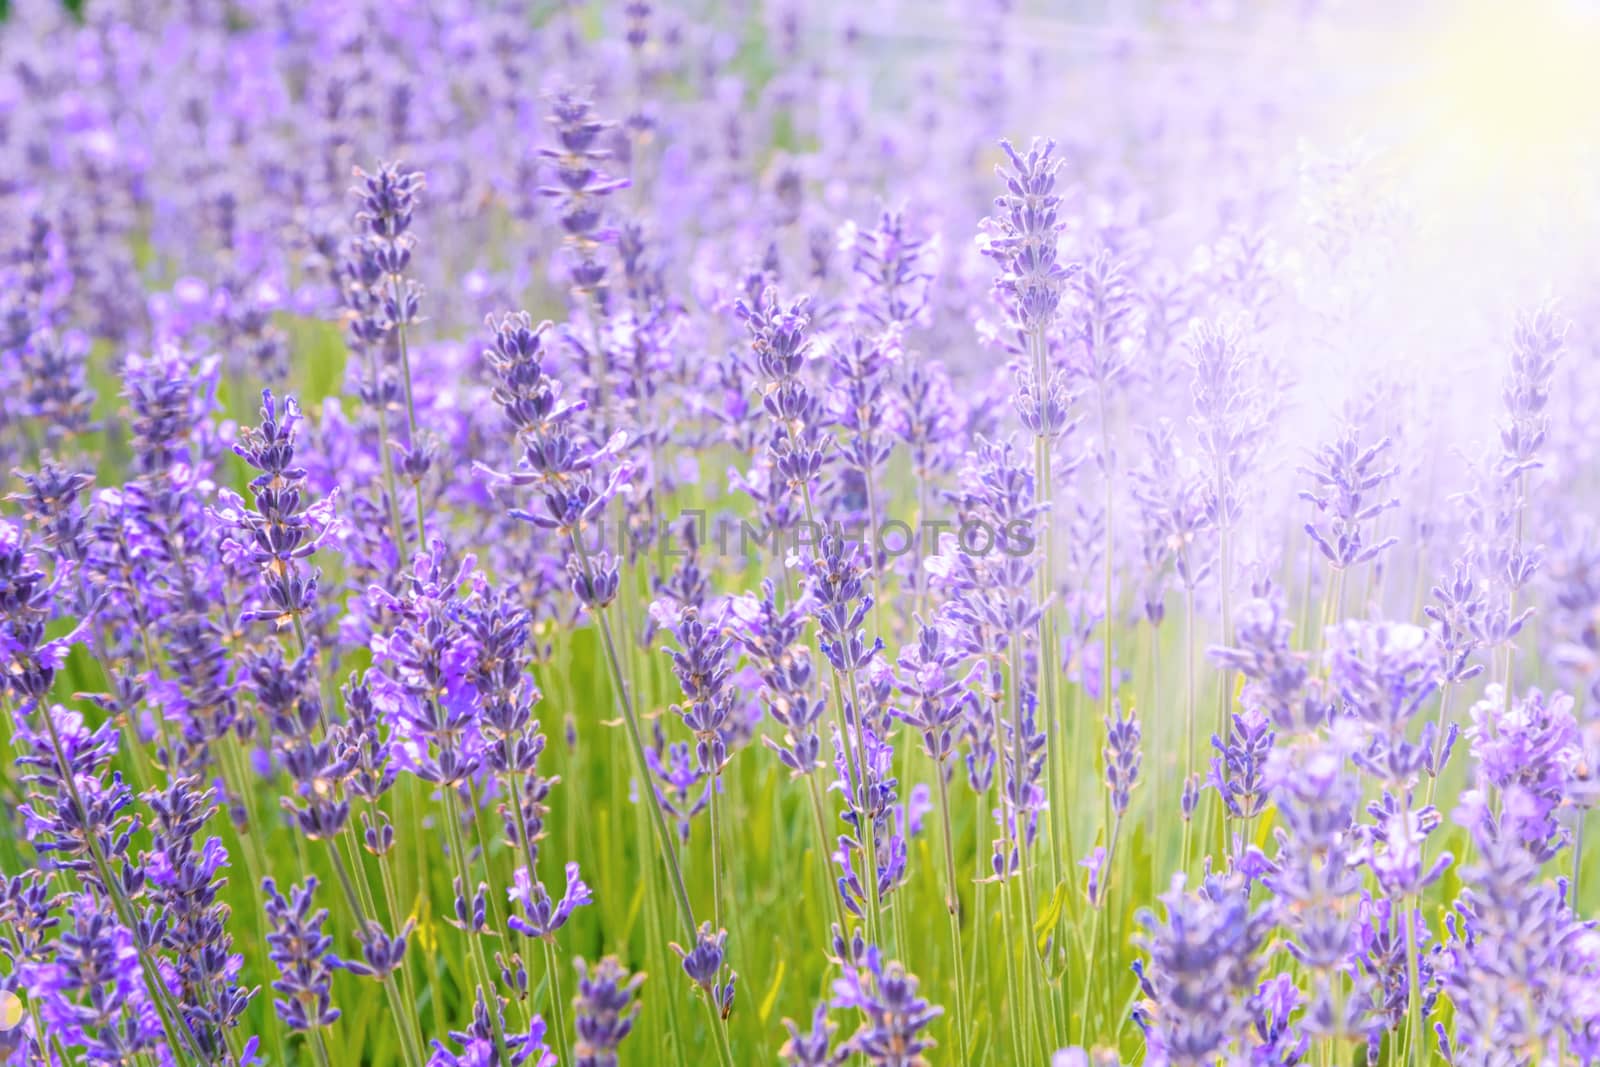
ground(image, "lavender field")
xmin=2 ymin=1 xmax=1599 ymax=1064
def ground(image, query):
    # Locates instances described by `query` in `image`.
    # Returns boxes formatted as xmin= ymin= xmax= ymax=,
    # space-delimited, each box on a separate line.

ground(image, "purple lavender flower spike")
xmin=1299 ymin=427 xmax=1401 ymax=570
xmin=507 ymin=862 xmax=594 ymax=941
xmin=429 ymin=992 xmax=555 ymax=1067
xmin=1104 ymin=701 xmax=1142 ymax=819
xmin=572 ymin=956 xmax=644 ymax=1067
xmin=262 ymin=877 xmax=340 ymax=1031
xmin=1132 ymin=872 xmax=1272 ymax=1064
xmin=831 ymin=943 xmax=943 ymax=1066
xmin=780 ymin=1004 xmax=847 ymax=1067
xmin=1498 ymin=304 xmax=1566 ymax=481
xmin=672 ymin=922 xmax=737 ymax=1019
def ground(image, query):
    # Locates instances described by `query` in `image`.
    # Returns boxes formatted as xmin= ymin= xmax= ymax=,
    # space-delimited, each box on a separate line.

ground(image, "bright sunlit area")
xmin=2 ymin=2 xmax=1598 ymax=1065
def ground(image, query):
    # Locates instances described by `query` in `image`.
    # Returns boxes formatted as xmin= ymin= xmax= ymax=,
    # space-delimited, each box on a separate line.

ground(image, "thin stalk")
xmin=1181 ymin=579 xmax=1198 ymax=875
xmin=308 ymin=1029 xmax=334 ymax=1067
xmin=217 ymin=736 xmax=291 ymax=1067
xmin=465 ymin=778 xmax=511 ymax=942
xmin=637 ymin=787 xmax=691 ymax=1067
xmin=840 ymin=662 xmax=884 ymax=950
xmin=387 ymin=273 xmax=429 ymax=544
xmin=863 ymin=470 xmax=887 ymax=645
xmin=1007 ymin=636 xmax=1052 ymax=1055
xmin=996 ymin=857 xmax=1024 ymax=1063
xmin=592 ymin=604 xmax=696 ymax=936
xmin=583 ymin=564 xmax=738 ymax=1067
xmin=1028 ymin=327 xmax=1070 ymax=910
xmin=325 ymin=845 xmax=428 ymax=1067
xmin=1077 ymin=810 xmax=1124 ymax=1045
xmin=709 ymin=769 xmax=726 ymax=935
xmin=934 ymin=765 xmax=972 ymax=1061
xmin=540 ymin=938 xmax=574 ymax=1067
xmin=438 ymin=787 xmax=512 ymax=1062
xmin=365 ymin=340 xmax=411 ymax=571
xmin=1423 ymin=687 xmax=1454 ymax=813
xmin=1403 ymin=895 xmax=1424 ymax=1067
xmin=1574 ymin=810 xmax=1586 ymax=907
xmin=805 ymin=770 xmax=852 ymax=937
xmin=801 ymin=477 xmax=879 ymax=947
xmin=367 ymin=799 xmax=424 ymax=1057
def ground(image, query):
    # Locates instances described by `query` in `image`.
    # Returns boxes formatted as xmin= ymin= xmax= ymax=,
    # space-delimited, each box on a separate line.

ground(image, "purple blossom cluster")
xmin=1 ymin=3 xmax=1598 ymax=1067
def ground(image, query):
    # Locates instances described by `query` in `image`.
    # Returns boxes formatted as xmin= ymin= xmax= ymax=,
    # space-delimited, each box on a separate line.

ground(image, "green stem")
xmin=309 ymin=1028 xmax=334 ymax=1067
xmin=1403 ymin=895 xmax=1424 ymax=1067
xmin=541 ymin=939 xmax=575 ymax=1067
xmin=365 ymin=339 xmax=411 ymax=572
xmin=388 ymin=272 xmax=429 ymax=546
xmin=805 ymin=770 xmax=852 ymax=939
xmin=438 ymin=787 xmax=511 ymax=1063
xmin=326 ymin=845 xmax=428 ymax=1067
xmin=935 ymin=765 xmax=973 ymax=1061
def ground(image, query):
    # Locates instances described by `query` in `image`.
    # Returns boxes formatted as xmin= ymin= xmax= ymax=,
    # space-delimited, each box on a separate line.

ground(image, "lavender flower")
xmin=1132 ymin=873 xmax=1272 ymax=1065
xmin=572 ymin=956 xmax=644 ymax=1067
xmin=781 ymin=1004 xmax=847 ymax=1067
xmin=1104 ymin=701 xmax=1142 ymax=819
xmin=1299 ymin=427 xmax=1400 ymax=570
xmin=262 ymin=877 xmax=340 ymax=1031
xmin=507 ymin=863 xmax=593 ymax=941
xmin=672 ymin=922 xmax=737 ymax=1019
xmin=1498 ymin=305 xmax=1566 ymax=480
xmin=830 ymin=944 xmax=942 ymax=1066
xmin=1468 ymin=686 xmax=1580 ymax=859
xmin=541 ymin=94 xmax=631 ymax=296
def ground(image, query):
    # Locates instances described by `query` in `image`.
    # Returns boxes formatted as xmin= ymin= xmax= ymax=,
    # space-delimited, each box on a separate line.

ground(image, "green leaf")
xmin=757 ymin=957 xmax=786 ymax=1024
xmin=1034 ymin=879 xmax=1068 ymax=956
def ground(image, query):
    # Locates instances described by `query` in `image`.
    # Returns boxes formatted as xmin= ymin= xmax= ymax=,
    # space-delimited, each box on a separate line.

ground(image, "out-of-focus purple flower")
xmin=429 ymin=993 xmax=555 ymax=1067
xmin=781 ymin=1003 xmax=846 ymax=1067
xmin=1498 ymin=305 xmax=1566 ymax=481
xmin=1104 ymin=701 xmax=1142 ymax=819
xmin=830 ymin=942 xmax=942 ymax=1066
xmin=1247 ymin=974 xmax=1307 ymax=1067
xmin=1353 ymin=893 xmax=1438 ymax=1059
xmin=572 ymin=956 xmax=644 ymax=1067
xmin=1468 ymin=686 xmax=1580 ymax=859
xmin=540 ymin=93 xmax=630 ymax=296
xmin=851 ymin=209 xmax=934 ymax=332
xmin=1209 ymin=707 xmax=1272 ymax=823
xmin=1068 ymin=249 xmax=1139 ymax=394
xmin=981 ymin=138 xmax=1073 ymax=337
xmin=1425 ymin=560 xmax=1488 ymax=686
xmin=1299 ymin=427 xmax=1400 ymax=570
xmin=1262 ymin=732 xmax=1366 ymax=1040
xmin=1355 ymin=793 xmax=1451 ymax=898
xmin=37 ymin=895 xmax=165 ymax=1064
xmin=894 ymin=618 xmax=972 ymax=768
xmin=1132 ymin=872 xmax=1272 ymax=1065
xmin=663 ymin=607 xmax=737 ymax=774
xmin=1327 ymin=620 xmax=1439 ymax=784
xmin=1186 ymin=320 xmax=1265 ymax=537
xmin=217 ymin=389 xmax=335 ymax=633
xmin=733 ymin=580 xmax=828 ymax=777
xmin=139 ymin=778 xmax=252 ymax=1058
xmin=1211 ymin=594 xmax=1328 ymax=733
xmin=1435 ymin=795 xmax=1596 ymax=1065
xmin=1081 ymin=846 xmax=1108 ymax=908
xmin=1132 ymin=419 xmax=1211 ymax=615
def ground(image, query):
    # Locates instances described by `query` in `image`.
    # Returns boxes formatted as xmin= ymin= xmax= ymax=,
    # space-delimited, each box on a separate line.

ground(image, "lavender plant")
xmin=2 ymin=4 xmax=1598 ymax=1066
